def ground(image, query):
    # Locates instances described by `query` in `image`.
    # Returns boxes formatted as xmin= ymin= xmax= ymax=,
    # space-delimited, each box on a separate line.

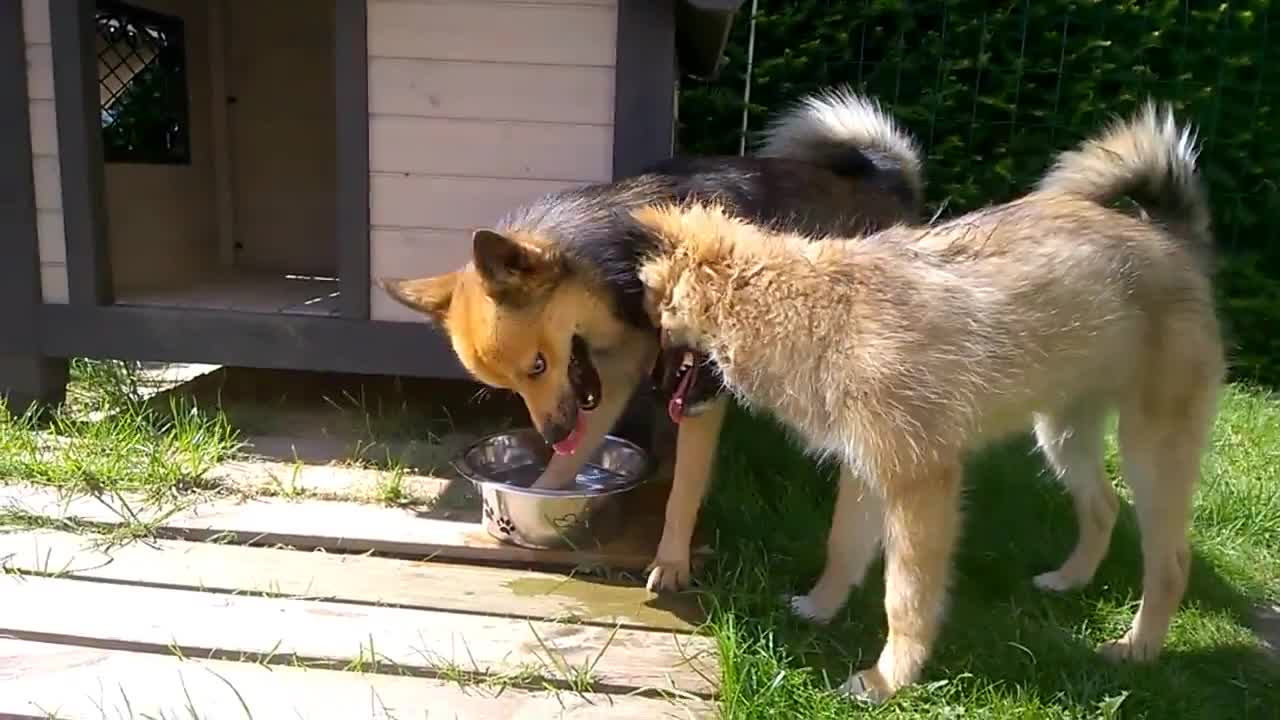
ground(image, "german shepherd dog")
xmin=632 ymin=103 xmax=1223 ymax=702
xmin=380 ymin=89 xmax=924 ymax=592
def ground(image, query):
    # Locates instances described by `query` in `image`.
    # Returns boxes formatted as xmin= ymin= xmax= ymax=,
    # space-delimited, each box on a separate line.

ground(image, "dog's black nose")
xmin=540 ymin=414 xmax=576 ymax=445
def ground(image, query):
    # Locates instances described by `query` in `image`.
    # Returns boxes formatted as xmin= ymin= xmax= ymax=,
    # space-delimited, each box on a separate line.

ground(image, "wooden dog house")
xmin=1 ymin=0 xmax=743 ymax=410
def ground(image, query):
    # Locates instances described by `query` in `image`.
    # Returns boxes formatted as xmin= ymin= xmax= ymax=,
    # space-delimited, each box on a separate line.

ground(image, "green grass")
xmin=0 ymin=399 xmax=239 ymax=496
xmin=3 ymin=361 xmax=1274 ymax=717
xmin=699 ymin=384 xmax=1279 ymax=719
xmin=0 ymin=360 xmax=242 ymax=534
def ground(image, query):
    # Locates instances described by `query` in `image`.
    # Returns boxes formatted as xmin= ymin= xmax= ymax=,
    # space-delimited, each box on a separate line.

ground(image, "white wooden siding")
xmin=37 ymin=211 xmax=66 ymax=264
xmin=26 ymin=45 xmax=54 ymax=100
xmin=368 ymin=1 xmax=616 ymax=66
xmin=370 ymin=116 xmax=612 ymax=181
xmin=24 ymin=0 xmax=67 ymax=304
xmin=22 ymin=0 xmax=51 ymax=42
xmin=369 ymin=227 xmax=473 ymax=323
xmin=367 ymin=0 xmax=618 ymax=322
xmin=371 ymin=175 xmax=581 ymax=230
xmin=368 ymin=58 xmax=614 ymax=125
xmin=27 ymin=99 xmax=57 ymax=154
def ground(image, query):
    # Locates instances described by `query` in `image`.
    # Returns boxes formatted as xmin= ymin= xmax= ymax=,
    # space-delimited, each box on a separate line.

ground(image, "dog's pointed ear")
xmin=379 ymin=274 xmax=457 ymax=324
xmin=476 ymin=230 xmax=545 ymax=284
xmin=472 ymin=229 xmax=556 ymax=297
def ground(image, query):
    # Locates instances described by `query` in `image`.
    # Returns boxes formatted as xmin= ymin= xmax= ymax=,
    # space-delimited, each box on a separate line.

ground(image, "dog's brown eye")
xmin=529 ymin=353 xmax=546 ymax=377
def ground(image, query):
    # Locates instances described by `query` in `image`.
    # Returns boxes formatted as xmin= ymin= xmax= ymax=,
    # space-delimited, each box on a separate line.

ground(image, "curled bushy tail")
xmin=1038 ymin=101 xmax=1213 ymax=261
xmin=757 ymin=86 xmax=924 ymax=212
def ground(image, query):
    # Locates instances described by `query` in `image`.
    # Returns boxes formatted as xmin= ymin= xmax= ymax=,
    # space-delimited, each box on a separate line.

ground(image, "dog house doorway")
xmin=98 ymin=0 xmax=339 ymax=315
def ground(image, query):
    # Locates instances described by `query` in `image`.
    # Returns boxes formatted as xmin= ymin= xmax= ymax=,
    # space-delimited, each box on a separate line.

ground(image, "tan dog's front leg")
xmin=646 ymin=395 xmax=729 ymax=592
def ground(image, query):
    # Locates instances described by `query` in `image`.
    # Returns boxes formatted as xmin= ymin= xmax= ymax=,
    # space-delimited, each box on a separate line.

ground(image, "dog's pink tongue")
xmin=552 ymin=412 xmax=587 ymax=455
xmin=668 ymin=367 xmax=695 ymax=424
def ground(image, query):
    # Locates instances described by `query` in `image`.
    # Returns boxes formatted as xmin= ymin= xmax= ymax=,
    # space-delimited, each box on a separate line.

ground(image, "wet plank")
xmin=0 ymin=639 xmax=715 ymax=719
xmin=0 ymin=575 xmax=718 ymax=697
xmin=0 ymin=483 xmax=709 ymax=574
xmin=0 ymin=530 xmax=705 ymax=632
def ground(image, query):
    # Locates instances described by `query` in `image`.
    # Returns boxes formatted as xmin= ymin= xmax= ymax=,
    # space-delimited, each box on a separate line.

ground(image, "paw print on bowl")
xmin=496 ymin=516 xmax=516 ymax=535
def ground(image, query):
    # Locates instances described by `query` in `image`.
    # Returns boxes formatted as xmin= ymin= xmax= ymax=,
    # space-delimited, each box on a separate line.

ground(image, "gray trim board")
xmin=676 ymin=0 xmax=743 ymax=79
xmin=612 ymin=0 xmax=742 ymax=177
xmin=612 ymin=0 xmax=678 ymax=180
xmin=684 ymin=0 xmax=744 ymax=10
xmin=37 ymin=305 xmax=468 ymax=380
xmin=610 ymin=0 xmax=680 ymax=451
xmin=0 ymin=1 xmax=69 ymax=409
xmin=335 ymin=0 xmax=371 ymax=320
xmin=50 ymin=0 xmax=113 ymax=306
xmin=0 ymin=356 xmax=70 ymax=412
xmin=1 ymin=0 xmax=42 ymax=350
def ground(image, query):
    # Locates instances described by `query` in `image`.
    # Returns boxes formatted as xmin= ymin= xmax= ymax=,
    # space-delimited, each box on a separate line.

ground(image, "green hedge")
xmin=677 ymin=0 xmax=1280 ymax=385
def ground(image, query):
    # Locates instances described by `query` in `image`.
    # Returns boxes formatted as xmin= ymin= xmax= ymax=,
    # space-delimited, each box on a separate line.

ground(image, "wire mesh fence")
xmin=677 ymin=0 xmax=1279 ymax=382
xmin=680 ymin=0 xmax=1275 ymax=252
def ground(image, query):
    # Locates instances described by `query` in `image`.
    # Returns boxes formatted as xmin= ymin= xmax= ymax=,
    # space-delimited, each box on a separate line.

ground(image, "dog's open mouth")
xmin=667 ymin=350 xmax=700 ymax=424
xmin=554 ymin=335 xmax=600 ymax=455
xmin=569 ymin=334 xmax=600 ymax=411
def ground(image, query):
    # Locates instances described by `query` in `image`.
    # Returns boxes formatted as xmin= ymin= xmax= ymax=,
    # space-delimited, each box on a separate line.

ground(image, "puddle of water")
xmin=505 ymin=576 xmax=645 ymax=622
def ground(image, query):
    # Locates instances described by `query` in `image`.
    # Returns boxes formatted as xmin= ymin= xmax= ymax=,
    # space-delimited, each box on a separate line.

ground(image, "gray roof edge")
xmin=675 ymin=0 xmax=745 ymax=79
xmin=683 ymin=0 xmax=745 ymax=10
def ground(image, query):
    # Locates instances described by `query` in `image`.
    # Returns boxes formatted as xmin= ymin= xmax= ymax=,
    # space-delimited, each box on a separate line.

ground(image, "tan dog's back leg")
xmin=841 ymin=458 xmax=963 ymax=702
xmin=1032 ymin=403 xmax=1120 ymax=592
xmin=1101 ymin=378 xmax=1216 ymax=662
xmin=790 ymin=463 xmax=885 ymax=622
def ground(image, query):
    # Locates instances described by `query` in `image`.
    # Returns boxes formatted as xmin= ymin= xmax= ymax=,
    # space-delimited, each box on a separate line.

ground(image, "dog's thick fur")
xmin=380 ymin=89 xmax=923 ymax=592
xmin=633 ymin=103 xmax=1224 ymax=702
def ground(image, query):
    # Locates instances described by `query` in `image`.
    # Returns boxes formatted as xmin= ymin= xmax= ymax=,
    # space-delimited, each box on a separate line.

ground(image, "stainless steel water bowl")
xmin=453 ymin=429 xmax=653 ymax=550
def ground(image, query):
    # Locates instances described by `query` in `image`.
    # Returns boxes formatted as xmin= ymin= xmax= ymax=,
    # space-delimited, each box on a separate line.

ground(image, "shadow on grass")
xmin=698 ymin=408 xmax=1279 ymax=719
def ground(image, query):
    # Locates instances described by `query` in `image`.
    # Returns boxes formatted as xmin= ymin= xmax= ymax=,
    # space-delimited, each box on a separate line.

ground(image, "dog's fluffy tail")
xmin=757 ymin=86 xmax=924 ymax=212
xmin=1038 ymin=101 xmax=1213 ymax=261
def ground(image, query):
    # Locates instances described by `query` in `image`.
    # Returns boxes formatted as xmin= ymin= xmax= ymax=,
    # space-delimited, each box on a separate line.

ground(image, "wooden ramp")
xmin=0 ymin=486 xmax=718 ymax=719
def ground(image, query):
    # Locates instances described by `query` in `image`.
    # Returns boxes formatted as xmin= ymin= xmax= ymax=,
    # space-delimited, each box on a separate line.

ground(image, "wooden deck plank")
xmin=0 ymin=483 xmax=708 ymax=574
xmin=0 ymin=575 xmax=718 ymax=697
xmin=0 ymin=530 xmax=705 ymax=632
xmin=0 ymin=639 xmax=714 ymax=719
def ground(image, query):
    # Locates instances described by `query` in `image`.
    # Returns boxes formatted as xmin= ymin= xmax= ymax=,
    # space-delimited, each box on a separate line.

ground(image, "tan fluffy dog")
xmin=632 ymin=103 xmax=1224 ymax=702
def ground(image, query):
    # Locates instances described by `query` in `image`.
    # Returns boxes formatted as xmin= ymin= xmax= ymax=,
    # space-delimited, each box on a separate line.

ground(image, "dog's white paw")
xmin=788 ymin=594 xmax=835 ymax=624
xmin=837 ymin=669 xmax=891 ymax=704
xmin=1098 ymin=631 xmax=1159 ymax=663
xmin=645 ymin=555 xmax=691 ymax=592
xmin=1032 ymin=570 xmax=1080 ymax=593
